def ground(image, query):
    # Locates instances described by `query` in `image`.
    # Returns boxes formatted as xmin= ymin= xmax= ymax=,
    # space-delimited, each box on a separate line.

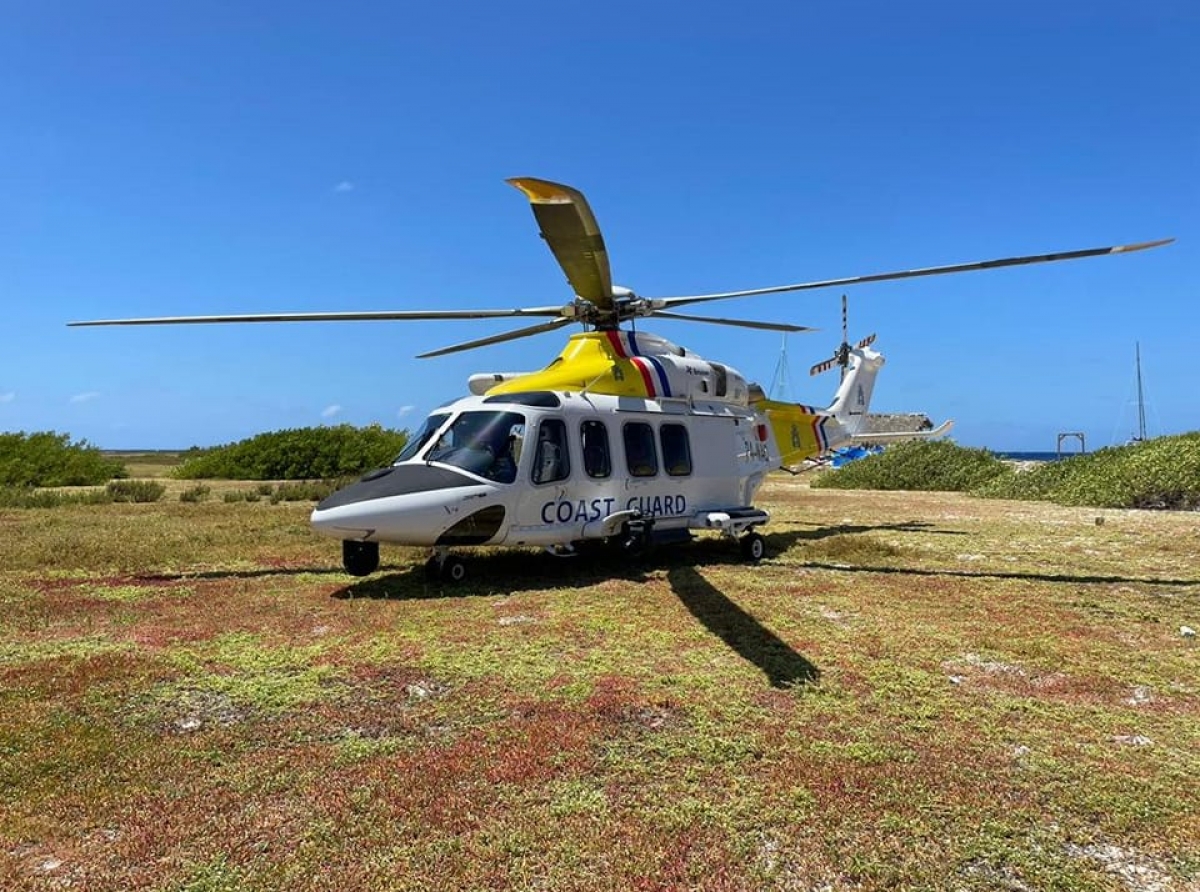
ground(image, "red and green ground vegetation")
xmin=1 ymin=478 xmax=1197 ymax=890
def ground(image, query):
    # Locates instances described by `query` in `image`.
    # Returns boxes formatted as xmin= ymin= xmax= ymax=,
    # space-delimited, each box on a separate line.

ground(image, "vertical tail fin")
xmin=824 ymin=345 xmax=885 ymax=436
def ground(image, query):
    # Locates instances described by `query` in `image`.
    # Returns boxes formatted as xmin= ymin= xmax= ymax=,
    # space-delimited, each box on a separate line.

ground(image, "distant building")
xmin=854 ymin=413 xmax=934 ymax=443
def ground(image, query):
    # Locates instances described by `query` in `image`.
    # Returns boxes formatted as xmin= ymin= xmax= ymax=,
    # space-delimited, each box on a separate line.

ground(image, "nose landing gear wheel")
xmin=739 ymin=531 xmax=765 ymax=562
xmin=343 ymin=540 xmax=380 ymax=577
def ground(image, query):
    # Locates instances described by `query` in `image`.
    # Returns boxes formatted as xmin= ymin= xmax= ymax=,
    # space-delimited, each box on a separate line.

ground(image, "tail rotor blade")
xmin=810 ymin=356 xmax=839 ymax=377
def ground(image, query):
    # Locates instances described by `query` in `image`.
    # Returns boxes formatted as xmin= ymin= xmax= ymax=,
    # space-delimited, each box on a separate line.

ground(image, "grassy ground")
xmin=1 ymin=477 xmax=1197 ymax=891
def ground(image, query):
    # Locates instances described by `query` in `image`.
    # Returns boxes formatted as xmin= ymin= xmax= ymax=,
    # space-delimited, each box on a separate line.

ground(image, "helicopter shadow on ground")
xmin=134 ymin=566 xmax=350 ymax=583
xmin=329 ymin=539 xmax=738 ymax=602
xmin=770 ymin=517 xmax=1197 ymax=588
xmin=797 ymin=560 xmax=1200 ymax=589
xmin=666 ymin=563 xmax=820 ymax=689
xmin=328 ymin=547 xmax=667 ymax=602
xmin=776 ymin=519 xmax=969 ymax=543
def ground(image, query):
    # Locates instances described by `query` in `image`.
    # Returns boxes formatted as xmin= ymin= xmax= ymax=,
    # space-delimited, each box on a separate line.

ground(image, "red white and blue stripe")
xmin=605 ymin=331 xmax=672 ymax=397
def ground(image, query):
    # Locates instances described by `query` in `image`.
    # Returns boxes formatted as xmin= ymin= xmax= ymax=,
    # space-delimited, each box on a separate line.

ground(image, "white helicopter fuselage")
xmin=309 ymin=330 xmax=892 ymax=573
xmin=310 ymin=388 xmax=777 ymax=550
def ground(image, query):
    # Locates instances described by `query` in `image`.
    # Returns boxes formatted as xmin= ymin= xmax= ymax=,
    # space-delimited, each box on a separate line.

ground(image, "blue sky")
xmin=2 ymin=1 xmax=1195 ymax=450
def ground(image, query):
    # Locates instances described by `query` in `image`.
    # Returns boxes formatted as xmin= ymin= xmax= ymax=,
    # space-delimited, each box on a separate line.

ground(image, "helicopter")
xmin=71 ymin=178 xmax=1171 ymax=581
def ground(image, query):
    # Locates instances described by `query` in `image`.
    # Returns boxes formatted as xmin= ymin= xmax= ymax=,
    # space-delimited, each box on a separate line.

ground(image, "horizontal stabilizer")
xmin=849 ymin=419 xmax=954 ymax=443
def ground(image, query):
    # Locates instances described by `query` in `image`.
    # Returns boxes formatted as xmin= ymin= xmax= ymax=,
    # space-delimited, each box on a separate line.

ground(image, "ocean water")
xmin=995 ymin=451 xmax=1070 ymax=462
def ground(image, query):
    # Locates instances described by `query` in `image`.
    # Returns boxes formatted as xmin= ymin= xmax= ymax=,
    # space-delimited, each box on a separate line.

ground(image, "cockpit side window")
xmin=394 ymin=413 xmax=451 ymax=463
xmin=623 ymin=422 xmax=658 ymax=478
xmin=532 ymin=418 xmax=570 ymax=485
xmin=581 ymin=420 xmax=611 ymax=479
xmin=424 ymin=410 xmax=526 ymax=481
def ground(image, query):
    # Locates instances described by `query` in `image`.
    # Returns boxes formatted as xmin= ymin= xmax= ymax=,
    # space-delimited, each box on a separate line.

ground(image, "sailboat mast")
xmin=1135 ymin=341 xmax=1147 ymax=442
xmin=769 ymin=332 xmax=792 ymax=400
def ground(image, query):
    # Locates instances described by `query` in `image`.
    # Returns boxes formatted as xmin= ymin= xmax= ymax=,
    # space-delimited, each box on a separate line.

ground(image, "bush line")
xmin=814 ymin=434 xmax=1200 ymax=510
xmin=175 ymin=424 xmax=408 ymax=480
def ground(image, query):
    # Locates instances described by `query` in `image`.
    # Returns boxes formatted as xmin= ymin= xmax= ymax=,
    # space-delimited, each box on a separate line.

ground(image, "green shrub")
xmin=974 ymin=432 xmax=1200 ymax=509
xmin=0 ymin=431 xmax=125 ymax=486
xmin=0 ymin=486 xmax=113 ymax=508
xmin=180 ymin=484 xmax=212 ymax=503
xmin=268 ymin=480 xmax=346 ymax=503
xmin=174 ymin=424 xmax=408 ymax=480
xmin=223 ymin=489 xmax=262 ymax=503
xmin=812 ymin=440 xmax=1010 ymax=493
xmin=106 ymin=480 xmax=166 ymax=503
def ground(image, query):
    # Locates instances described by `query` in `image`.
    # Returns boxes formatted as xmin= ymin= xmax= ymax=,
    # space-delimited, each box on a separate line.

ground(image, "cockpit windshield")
xmin=422 ymin=410 xmax=527 ymax=483
xmin=393 ymin=413 xmax=451 ymax=464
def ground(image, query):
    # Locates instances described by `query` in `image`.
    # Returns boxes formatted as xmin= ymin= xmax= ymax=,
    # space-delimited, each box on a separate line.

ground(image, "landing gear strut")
xmin=619 ymin=515 xmax=653 ymax=557
xmin=342 ymin=540 xmax=380 ymax=577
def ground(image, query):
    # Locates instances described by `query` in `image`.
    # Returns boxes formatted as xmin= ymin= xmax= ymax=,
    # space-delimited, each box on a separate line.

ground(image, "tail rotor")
xmin=809 ymin=294 xmax=875 ymax=380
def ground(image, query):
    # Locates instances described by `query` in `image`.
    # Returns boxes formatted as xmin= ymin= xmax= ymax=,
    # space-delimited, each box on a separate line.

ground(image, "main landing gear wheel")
xmin=425 ymin=553 xmax=468 ymax=584
xmin=618 ymin=516 xmax=653 ymax=558
xmin=342 ymin=540 xmax=380 ymax=577
xmin=441 ymin=557 xmax=468 ymax=583
xmin=740 ymin=531 xmax=766 ymax=562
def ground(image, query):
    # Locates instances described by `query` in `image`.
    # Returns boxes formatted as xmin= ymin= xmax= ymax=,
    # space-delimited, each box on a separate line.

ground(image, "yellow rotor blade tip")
xmin=506 ymin=177 xmax=574 ymax=203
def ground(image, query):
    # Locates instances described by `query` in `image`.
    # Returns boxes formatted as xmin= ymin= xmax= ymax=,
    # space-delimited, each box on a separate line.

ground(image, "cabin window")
xmin=660 ymin=423 xmax=692 ymax=476
xmin=425 ymin=410 xmax=526 ymax=482
xmin=532 ymin=418 xmax=570 ymax=484
xmin=580 ymin=420 xmax=611 ymax=479
xmin=623 ymin=422 xmax=658 ymax=478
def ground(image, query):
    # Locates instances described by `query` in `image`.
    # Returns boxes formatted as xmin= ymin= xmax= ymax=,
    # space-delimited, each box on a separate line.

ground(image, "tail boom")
xmin=758 ymin=400 xmax=848 ymax=467
xmin=757 ymin=344 xmax=887 ymax=467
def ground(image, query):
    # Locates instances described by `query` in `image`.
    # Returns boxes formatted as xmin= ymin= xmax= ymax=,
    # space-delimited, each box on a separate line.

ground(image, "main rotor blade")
xmin=68 ymin=307 xmax=568 ymax=327
xmin=649 ymin=310 xmax=816 ymax=333
xmin=417 ymin=317 xmax=574 ymax=359
xmin=507 ymin=177 xmax=614 ymax=311
xmin=654 ymin=238 xmax=1174 ymax=309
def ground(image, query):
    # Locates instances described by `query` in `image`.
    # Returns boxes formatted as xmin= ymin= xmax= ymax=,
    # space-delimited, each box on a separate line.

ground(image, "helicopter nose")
xmin=309 ymin=464 xmax=491 ymax=544
xmin=317 ymin=465 xmax=479 ymax=512
xmin=310 ymin=499 xmax=382 ymax=539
